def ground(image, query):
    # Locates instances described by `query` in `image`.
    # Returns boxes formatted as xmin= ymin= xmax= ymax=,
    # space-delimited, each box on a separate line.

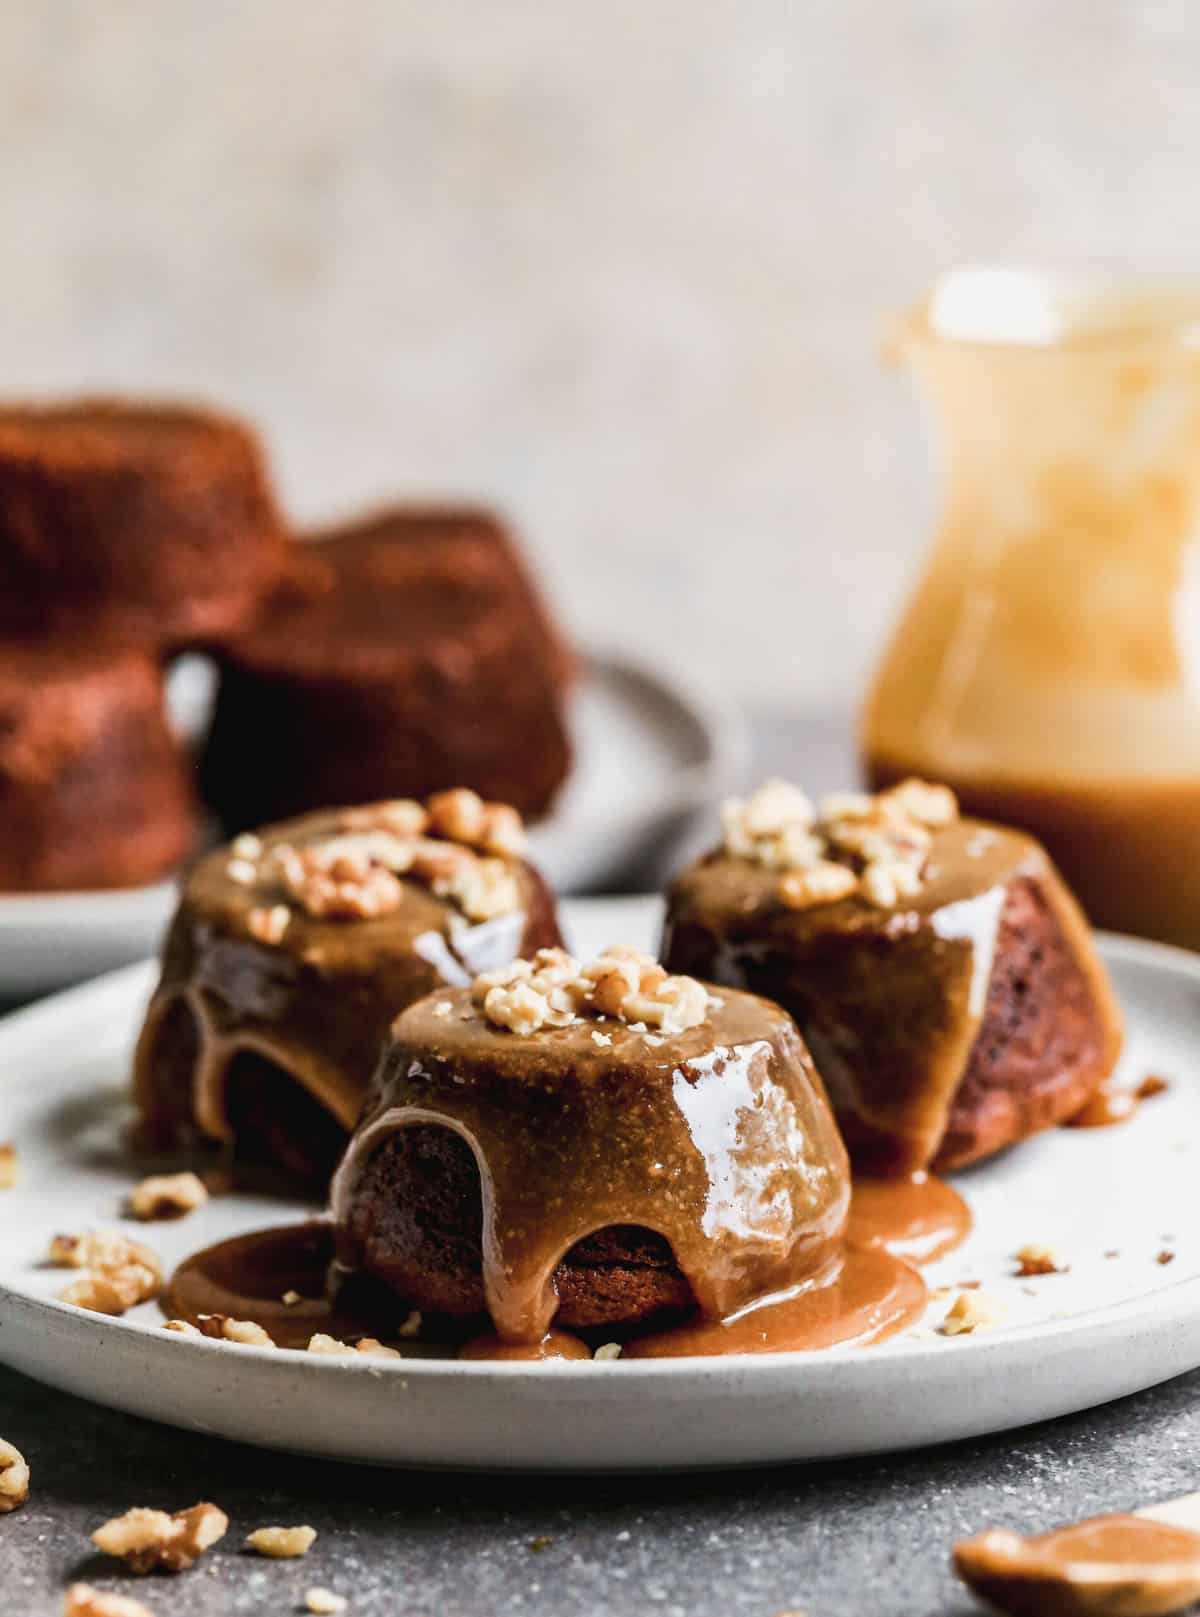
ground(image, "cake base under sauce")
xmin=164 ymin=1172 xmax=968 ymax=1360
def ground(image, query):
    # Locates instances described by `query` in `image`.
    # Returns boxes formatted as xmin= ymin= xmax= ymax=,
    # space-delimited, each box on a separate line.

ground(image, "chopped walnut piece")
xmin=162 ymin=1319 xmax=202 ymax=1337
xmin=231 ymin=832 xmax=263 ymax=859
xmin=340 ymin=798 xmax=430 ymax=837
xmin=940 ymin=1291 xmax=1005 ymax=1336
xmin=427 ymin=787 xmax=488 ymax=844
xmin=127 ymin=1171 xmax=209 ymax=1221
xmin=92 ymin=1502 xmax=228 ymax=1574
xmin=1158 ymin=1249 xmax=1177 ymax=1266
xmin=435 ymin=854 xmax=522 ymax=922
xmin=0 ymin=1437 xmax=29 ymax=1513
xmin=64 ymin=1587 xmax=158 ymax=1617
xmin=246 ymin=1524 xmax=317 ymax=1558
xmin=778 ymin=861 xmax=858 ymax=910
xmin=593 ymin=1342 xmax=622 ymax=1361
xmin=282 ymin=844 xmax=405 ymax=921
xmin=197 ymin=1314 xmax=274 ymax=1346
xmin=354 ymin=1337 xmax=403 ymax=1359
xmin=51 ymin=1230 xmax=163 ymax=1315
xmin=623 ymin=974 xmax=709 ymax=1034
xmin=0 ymin=1142 xmax=17 ymax=1189
xmin=1014 ymin=1243 xmax=1066 ymax=1277
xmin=225 ymin=858 xmax=257 ymax=885
xmin=247 ymin=904 xmax=291 ymax=945
xmin=306 ymin=1591 xmax=348 ymax=1615
xmin=307 ymin=1333 xmax=357 ymax=1356
xmin=1137 ymin=1073 xmax=1170 ymax=1100
xmin=722 ymin=781 xmax=817 ymax=865
xmin=860 ymin=858 xmax=924 ymax=909
xmin=483 ymin=979 xmax=556 ymax=1035
xmin=880 ymin=778 xmax=959 ymax=827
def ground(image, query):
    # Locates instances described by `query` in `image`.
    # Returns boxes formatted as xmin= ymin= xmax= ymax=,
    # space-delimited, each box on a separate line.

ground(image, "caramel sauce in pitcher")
xmin=865 ymin=270 xmax=1200 ymax=949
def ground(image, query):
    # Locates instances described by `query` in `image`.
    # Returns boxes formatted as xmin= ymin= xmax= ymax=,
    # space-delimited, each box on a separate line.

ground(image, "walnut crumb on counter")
xmin=305 ymin=1590 xmax=348 ymax=1615
xmin=0 ymin=1437 xmax=29 ymax=1513
xmin=127 ymin=1171 xmax=208 ymax=1221
xmin=92 ymin=1503 xmax=228 ymax=1573
xmin=246 ymin=1524 xmax=317 ymax=1558
xmin=0 ymin=1142 xmax=17 ymax=1188
xmin=64 ymin=1587 xmax=158 ymax=1617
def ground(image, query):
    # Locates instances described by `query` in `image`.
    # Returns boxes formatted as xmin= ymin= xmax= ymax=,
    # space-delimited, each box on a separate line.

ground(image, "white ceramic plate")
xmin=0 ymin=654 xmax=746 ymax=998
xmin=1 ymin=898 xmax=1198 ymax=1473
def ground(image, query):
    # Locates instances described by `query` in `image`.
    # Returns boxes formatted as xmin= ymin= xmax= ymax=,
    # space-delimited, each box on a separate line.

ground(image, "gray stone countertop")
xmin=3 ymin=709 xmax=1198 ymax=1615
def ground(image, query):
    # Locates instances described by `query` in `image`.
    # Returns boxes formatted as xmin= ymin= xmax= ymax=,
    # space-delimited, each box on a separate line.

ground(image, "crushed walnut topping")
xmin=246 ymin=1524 xmax=317 ymax=1558
xmin=247 ymin=903 xmax=291 ymax=944
xmin=0 ymin=1437 xmax=29 ymax=1513
xmin=593 ymin=1342 xmax=622 ymax=1362
xmin=722 ymin=777 xmax=959 ymax=911
xmin=162 ymin=1319 xmax=202 ymax=1337
xmin=65 ymin=1587 xmax=158 ymax=1617
xmin=50 ymin=1231 xmax=163 ymax=1316
xmin=940 ymin=1291 xmax=1005 ymax=1336
xmin=92 ymin=1502 xmax=228 ymax=1574
xmin=0 ymin=1142 xmax=17 ymax=1189
xmin=473 ymin=947 xmax=711 ymax=1036
xmin=127 ymin=1171 xmax=208 ymax=1222
xmin=197 ymin=1314 xmax=275 ymax=1347
xmin=244 ymin=791 xmax=528 ymax=927
xmin=1014 ymin=1243 xmax=1067 ymax=1277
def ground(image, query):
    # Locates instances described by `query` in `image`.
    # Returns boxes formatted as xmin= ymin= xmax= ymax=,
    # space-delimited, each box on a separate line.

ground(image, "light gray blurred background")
xmin=2 ymin=2 xmax=1195 ymax=704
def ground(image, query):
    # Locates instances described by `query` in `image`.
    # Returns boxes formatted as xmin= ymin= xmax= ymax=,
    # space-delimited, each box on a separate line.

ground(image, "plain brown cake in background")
xmin=199 ymin=506 xmax=573 ymax=830
xmin=0 ymin=398 xmax=287 ymax=650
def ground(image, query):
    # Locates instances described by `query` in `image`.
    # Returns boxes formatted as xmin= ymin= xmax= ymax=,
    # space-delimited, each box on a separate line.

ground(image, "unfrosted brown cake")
xmin=0 ymin=398 xmax=286 ymax=648
xmin=0 ymin=641 xmax=197 ymax=892
xmin=133 ymin=792 xmax=562 ymax=1192
xmin=331 ymin=947 xmax=849 ymax=1336
xmin=199 ymin=506 xmax=572 ymax=831
xmin=661 ymin=780 xmax=1123 ymax=1174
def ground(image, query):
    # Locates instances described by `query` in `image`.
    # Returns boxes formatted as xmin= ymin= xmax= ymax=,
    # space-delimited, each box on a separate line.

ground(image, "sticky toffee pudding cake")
xmin=662 ymin=780 xmax=1123 ymax=1175
xmin=0 ymin=642 xmax=197 ymax=891
xmin=0 ymin=399 xmax=286 ymax=647
xmin=327 ymin=945 xmax=930 ymax=1358
xmin=134 ymin=792 xmax=562 ymax=1191
xmin=200 ymin=506 xmax=572 ymax=831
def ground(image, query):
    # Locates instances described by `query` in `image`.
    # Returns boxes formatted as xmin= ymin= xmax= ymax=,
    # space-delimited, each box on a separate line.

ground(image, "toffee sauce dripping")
xmin=163 ymin=1172 xmax=969 ymax=1360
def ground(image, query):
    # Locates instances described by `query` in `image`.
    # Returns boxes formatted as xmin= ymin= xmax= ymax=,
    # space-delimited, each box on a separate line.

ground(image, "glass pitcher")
xmin=862 ymin=268 xmax=1200 ymax=949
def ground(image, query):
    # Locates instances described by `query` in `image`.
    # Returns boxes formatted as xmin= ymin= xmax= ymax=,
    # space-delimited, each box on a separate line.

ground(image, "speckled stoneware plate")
xmin=1 ymin=896 xmax=1198 ymax=1472
xmin=0 ymin=654 xmax=746 ymax=997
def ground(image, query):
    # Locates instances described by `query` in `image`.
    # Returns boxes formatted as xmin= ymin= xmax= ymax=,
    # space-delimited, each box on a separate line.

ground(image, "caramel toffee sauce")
xmin=955 ymin=1516 xmax=1200 ymax=1617
xmin=1066 ymin=1083 xmax=1140 ymax=1129
xmin=163 ymin=1171 xmax=968 ymax=1361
